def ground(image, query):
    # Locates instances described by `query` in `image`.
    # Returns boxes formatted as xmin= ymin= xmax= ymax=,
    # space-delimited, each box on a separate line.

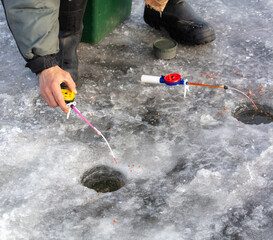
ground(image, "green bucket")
xmin=82 ymin=0 xmax=132 ymax=44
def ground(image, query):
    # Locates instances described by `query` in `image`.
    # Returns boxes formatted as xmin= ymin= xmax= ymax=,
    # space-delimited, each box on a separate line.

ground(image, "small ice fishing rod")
xmin=61 ymin=89 xmax=117 ymax=164
xmin=141 ymin=73 xmax=228 ymax=89
xmin=141 ymin=73 xmax=258 ymax=109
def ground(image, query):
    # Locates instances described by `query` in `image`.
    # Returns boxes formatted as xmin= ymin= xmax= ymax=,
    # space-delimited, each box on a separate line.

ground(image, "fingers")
xmin=51 ymin=84 xmax=69 ymax=113
xmin=63 ymin=73 xmax=77 ymax=94
xmin=39 ymin=66 xmax=78 ymax=113
xmin=41 ymin=89 xmax=58 ymax=108
xmin=41 ymin=85 xmax=68 ymax=113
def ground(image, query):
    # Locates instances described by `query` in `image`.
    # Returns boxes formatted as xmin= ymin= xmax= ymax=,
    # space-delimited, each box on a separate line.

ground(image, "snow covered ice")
xmin=0 ymin=0 xmax=273 ymax=239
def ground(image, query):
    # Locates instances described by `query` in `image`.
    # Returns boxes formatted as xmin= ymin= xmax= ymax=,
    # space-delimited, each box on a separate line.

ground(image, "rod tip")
xmin=224 ymin=85 xmax=228 ymax=89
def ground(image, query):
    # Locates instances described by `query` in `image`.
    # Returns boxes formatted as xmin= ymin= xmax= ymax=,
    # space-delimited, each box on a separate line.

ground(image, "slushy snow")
xmin=0 ymin=0 xmax=272 ymax=239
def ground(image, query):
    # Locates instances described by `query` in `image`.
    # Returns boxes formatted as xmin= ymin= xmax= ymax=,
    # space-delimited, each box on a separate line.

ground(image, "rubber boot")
xmin=144 ymin=0 xmax=215 ymax=45
xmin=58 ymin=0 xmax=87 ymax=88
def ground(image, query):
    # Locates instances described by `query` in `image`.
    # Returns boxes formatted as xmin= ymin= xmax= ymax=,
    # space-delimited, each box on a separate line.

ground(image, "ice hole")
xmin=81 ymin=165 xmax=126 ymax=193
xmin=234 ymin=105 xmax=273 ymax=125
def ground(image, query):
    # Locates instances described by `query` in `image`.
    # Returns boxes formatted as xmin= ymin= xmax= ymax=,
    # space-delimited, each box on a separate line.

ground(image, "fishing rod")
xmin=141 ymin=73 xmax=258 ymax=110
xmin=62 ymin=89 xmax=117 ymax=164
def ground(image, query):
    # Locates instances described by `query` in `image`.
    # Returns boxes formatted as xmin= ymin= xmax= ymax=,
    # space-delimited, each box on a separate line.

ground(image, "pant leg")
xmin=145 ymin=0 xmax=169 ymax=12
xmin=59 ymin=0 xmax=87 ymax=36
xmin=1 ymin=0 xmax=60 ymax=60
xmin=1 ymin=0 xmax=61 ymax=73
xmin=58 ymin=0 xmax=87 ymax=83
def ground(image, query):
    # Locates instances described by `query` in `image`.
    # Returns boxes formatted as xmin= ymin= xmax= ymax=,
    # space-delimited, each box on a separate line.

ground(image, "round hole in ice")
xmin=234 ymin=105 xmax=273 ymax=125
xmin=81 ymin=165 xmax=126 ymax=193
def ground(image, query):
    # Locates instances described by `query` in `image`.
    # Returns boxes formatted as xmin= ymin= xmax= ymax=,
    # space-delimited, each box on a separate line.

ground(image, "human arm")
xmin=1 ymin=0 xmax=76 ymax=113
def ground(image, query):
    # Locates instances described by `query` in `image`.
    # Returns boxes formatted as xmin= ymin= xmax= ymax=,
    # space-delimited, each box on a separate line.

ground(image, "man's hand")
xmin=39 ymin=66 xmax=77 ymax=113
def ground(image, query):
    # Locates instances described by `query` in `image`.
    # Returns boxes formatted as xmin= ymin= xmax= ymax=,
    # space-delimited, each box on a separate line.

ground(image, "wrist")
xmin=39 ymin=65 xmax=59 ymax=77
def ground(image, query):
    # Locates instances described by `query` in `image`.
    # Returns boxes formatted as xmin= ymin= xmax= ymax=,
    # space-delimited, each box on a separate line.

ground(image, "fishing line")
xmin=226 ymin=86 xmax=258 ymax=110
xmin=62 ymin=89 xmax=117 ymax=164
xmin=71 ymin=106 xmax=117 ymax=164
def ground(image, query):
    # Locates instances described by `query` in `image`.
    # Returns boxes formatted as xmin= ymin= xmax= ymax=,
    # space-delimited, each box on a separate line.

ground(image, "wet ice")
xmin=0 ymin=0 xmax=273 ymax=239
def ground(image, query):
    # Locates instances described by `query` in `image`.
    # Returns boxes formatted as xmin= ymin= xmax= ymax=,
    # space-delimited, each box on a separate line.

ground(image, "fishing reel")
xmin=61 ymin=89 xmax=75 ymax=103
xmin=61 ymin=89 xmax=76 ymax=119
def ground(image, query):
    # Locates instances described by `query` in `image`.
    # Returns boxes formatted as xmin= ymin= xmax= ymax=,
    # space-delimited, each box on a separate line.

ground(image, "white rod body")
xmin=141 ymin=75 xmax=161 ymax=84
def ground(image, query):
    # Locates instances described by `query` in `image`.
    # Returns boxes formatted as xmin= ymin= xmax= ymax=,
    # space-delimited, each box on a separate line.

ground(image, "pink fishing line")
xmin=71 ymin=106 xmax=117 ymax=164
xmin=71 ymin=106 xmax=100 ymax=134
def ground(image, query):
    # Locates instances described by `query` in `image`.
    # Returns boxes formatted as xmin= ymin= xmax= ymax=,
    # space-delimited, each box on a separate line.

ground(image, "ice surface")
xmin=0 ymin=0 xmax=272 ymax=239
